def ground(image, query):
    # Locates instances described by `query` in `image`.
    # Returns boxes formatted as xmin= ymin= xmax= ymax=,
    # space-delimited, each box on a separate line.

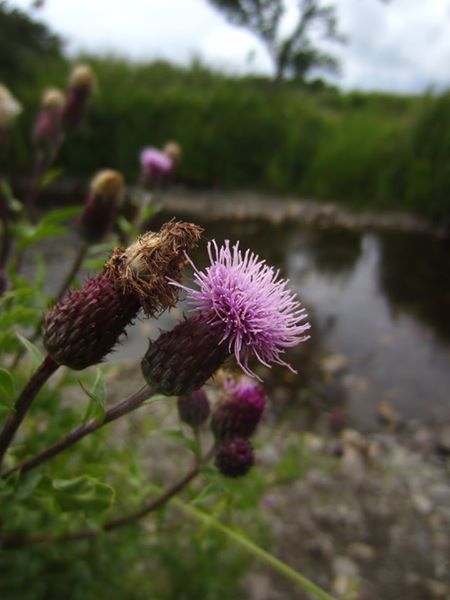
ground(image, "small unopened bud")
xmin=32 ymin=88 xmax=65 ymax=149
xmin=79 ymin=169 xmax=124 ymax=242
xmin=141 ymin=314 xmax=230 ymax=396
xmin=177 ymin=389 xmax=211 ymax=427
xmin=215 ymin=438 xmax=254 ymax=478
xmin=211 ymin=378 xmax=266 ymax=441
xmin=63 ymin=64 xmax=96 ymax=129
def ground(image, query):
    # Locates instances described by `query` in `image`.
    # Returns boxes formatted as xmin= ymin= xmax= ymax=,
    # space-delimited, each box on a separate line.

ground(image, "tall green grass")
xmin=5 ymin=56 xmax=450 ymax=219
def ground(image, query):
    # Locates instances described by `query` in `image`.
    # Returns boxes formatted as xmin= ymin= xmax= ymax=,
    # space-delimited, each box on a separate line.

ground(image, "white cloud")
xmin=8 ymin=0 xmax=450 ymax=92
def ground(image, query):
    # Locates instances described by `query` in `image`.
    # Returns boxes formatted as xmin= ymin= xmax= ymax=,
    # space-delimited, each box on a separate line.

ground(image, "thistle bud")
xmin=211 ymin=378 xmax=266 ymax=441
xmin=63 ymin=64 xmax=96 ymax=129
xmin=215 ymin=438 xmax=254 ymax=478
xmin=139 ymin=146 xmax=175 ymax=188
xmin=43 ymin=221 xmax=202 ymax=370
xmin=32 ymin=88 xmax=65 ymax=149
xmin=79 ymin=169 xmax=124 ymax=242
xmin=163 ymin=141 xmax=182 ymax=164
xmin=43 ymin=275 xmax=140 ymax=370
xmin=177 ymin=388 xmax=211 ymax=427
xmin=141 ymin=314 xmax=230 ymax=396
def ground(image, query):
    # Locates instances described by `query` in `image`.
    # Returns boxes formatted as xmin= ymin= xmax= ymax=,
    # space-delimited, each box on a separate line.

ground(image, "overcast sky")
xmin=9 ymin=0 xmax=450 ymax=93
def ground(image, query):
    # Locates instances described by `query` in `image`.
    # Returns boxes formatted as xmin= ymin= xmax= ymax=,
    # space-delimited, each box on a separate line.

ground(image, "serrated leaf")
xmin=16 ymin=333 xmax=44 ymax=369
xmin=52 ymin=476 xmax=115 ymax=514
xmin=81 ymin=369 xmax=107 ymax=423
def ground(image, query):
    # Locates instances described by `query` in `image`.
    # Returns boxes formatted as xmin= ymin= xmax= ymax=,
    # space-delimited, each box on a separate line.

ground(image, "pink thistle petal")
xmin=172 ymin=240 xmax=310 ymax=378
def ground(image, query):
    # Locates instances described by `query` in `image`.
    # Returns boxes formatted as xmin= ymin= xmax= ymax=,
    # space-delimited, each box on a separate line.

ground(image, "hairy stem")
xmin=0 ymin=355 xmax=59 ymax=468
xmin=1 ymin=384 xmax=153 ymax=478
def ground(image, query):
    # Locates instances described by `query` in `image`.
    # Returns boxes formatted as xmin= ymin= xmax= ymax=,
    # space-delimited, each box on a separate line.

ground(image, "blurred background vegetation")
xmin=1 ymin=2 xmax=449 ymax=221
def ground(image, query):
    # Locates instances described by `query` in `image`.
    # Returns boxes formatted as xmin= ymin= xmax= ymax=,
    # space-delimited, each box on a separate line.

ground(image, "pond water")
xmin=27 ymin=208 xmax=450 ymax=431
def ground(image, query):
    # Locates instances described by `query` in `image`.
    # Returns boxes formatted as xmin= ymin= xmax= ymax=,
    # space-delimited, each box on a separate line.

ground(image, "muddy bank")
xmin=158 ymin=188 xmax=439 ymax=235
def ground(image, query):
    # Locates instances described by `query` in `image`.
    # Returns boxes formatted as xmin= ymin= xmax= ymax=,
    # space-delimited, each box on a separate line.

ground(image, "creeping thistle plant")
xmin=0 ymin=65 xmax=338 ymax=600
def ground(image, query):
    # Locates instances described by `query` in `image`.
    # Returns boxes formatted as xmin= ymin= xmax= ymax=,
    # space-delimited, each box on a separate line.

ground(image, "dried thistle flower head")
xmin=42 ymin=88 xmax=65 ymax=112
xmin=163 ymin=141 xmax=182 ymax=163
xmin=69 ymin=64 xmax=96 ymax=92
xmin=103 ymin=220 xmax=203 ymax=315
xmin=79 ymin=169 xmax=125 ymax=242
xmin=0 ymin=84 xmax=22 ymax=127
xmin=90 ymin=169 xmax=124 ymax=199
xmin=44 ymin=221 xmax=201 ymax=370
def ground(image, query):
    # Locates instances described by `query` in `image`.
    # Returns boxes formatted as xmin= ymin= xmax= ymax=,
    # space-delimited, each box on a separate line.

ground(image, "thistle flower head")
xmin=163 ymin=141 xmax=182 ymax=163
xmin=69 ymin=64 xmax=96 ymax=92
xmin=103 ymin=221 xmax=203 ymax=315
xmin=0 ymin=84 xmax=22 ymax=127
xmin=79 ymin=170 xmax=124 ymax=242
xmin=41 ymin=88 xmax=65 ymax=111
xmin=177 ymin=388 xmax=210 ymax=427
xmin=176 ymin=240 xmax=310 ymax=378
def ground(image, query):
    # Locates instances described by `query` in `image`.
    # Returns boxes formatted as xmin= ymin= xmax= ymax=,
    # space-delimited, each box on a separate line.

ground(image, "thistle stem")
xmin=1 ymin=384 xmax=152 ymax=478
xmin=54 ymin=240 xmax=89 ymax=303
xmin=0 ymin=355 xmax=59 ymax=468
xmin=1 ymin=446 xmax=214 ymax=549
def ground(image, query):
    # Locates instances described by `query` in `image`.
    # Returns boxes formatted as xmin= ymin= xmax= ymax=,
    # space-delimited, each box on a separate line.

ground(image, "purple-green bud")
xmin=215 ymin=437 xmax=254 ymax=478
xmin=211 ymin=378 xmax=266 ymax=441
xmin=141 ymin=313 xmax=230 ymax=396
xmin=62 ymin=64 xmax=96 ymax=129
xmin=78 ymin=170 xmax=124 ymax=242
xmin=32 ymin=88 xmax=65 ymax=149
xmin=177 ymin=389 xmax=210 ymax=427
xmin=43 ymin=275 xmax=140 ymax=370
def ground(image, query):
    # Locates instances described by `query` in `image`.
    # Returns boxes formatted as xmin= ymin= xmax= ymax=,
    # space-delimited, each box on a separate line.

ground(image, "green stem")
xmin=172 ymin=498 xmax=337 ymax=600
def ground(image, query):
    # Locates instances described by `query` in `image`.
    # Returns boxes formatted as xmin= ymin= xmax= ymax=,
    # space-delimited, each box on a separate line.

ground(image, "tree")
xmin=207 ymin=0 xmax=342 ymax=84
xmin=0 ymin=2 xmax=63 ymax=86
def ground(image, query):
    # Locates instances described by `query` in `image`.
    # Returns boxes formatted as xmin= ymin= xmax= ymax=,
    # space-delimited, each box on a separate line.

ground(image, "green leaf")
xmin=0 ymin=368 xmax=16 ymax=408
xmin=160 ymin=428 xmax=197 ymax=453
xmin=52 ymin=475 xmax=115 ymax=514
xmin=142 ymin=394 xmax=169 ymax=406
xmin=39 ymin=167 xmax=64 ymax=190
xmin=0 ymin=306 xmax=39 ymax=329
xmin=16 ymin=333 xmax=44 ymax=369
xmin=81 ymin=369 xmax=107 ymax=423
xmin=40 ymin=205 xmax=80 ymax=225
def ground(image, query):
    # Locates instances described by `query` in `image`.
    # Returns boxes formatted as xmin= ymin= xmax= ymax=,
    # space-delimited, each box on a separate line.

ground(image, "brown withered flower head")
xmin=62 ymin=64 xmax=96 ymax=129
xmin=103 ymin=220 xmax=202 ymax=315
xmin=78 ymin=169 xmax=124 ymax=243
xmin=43 ymin=221 xmax=202 ymax=370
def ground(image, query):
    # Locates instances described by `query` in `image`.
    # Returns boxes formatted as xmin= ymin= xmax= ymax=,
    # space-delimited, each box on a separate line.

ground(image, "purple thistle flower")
xmin=175 ymin=240 xmax=310 ymax=378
